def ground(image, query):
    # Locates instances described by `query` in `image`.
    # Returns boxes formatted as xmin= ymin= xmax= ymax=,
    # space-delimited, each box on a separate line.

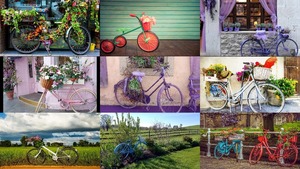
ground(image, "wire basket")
xmin=40 ymin=78 xmax=53 ymax=90
xmin=253 ymin=67 xmax=271 ymax=80
xmin=228 ymin=134 xmax=245 ymax=141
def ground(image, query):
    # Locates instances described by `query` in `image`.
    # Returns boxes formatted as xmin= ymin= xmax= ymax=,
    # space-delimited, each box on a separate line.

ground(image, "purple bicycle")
xmin=114 ymin=65 xmax=183 ymax=112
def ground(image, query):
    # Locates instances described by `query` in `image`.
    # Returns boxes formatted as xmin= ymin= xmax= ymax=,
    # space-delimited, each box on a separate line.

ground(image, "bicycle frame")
xmin=219 ymin=139 xmax=240 ymax=154
xmin=50 ymin=85 xmax=86 ymax=107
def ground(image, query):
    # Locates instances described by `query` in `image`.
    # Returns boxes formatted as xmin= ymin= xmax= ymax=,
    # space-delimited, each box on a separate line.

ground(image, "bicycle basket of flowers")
xmin=26 ymin=136 xmax=44 ymax=148
xmin=215 ymin=128 xmax=244 ymax=141
xmin=140 ymin=13 xmax=156 ymax=31
xmin=39 ymin=65 xmax=64 ymax=90
xmin=253 ymin=67 xmax=272 ymax=80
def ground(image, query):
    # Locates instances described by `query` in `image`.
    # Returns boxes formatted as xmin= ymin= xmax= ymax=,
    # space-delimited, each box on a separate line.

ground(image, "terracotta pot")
xmin=40 ymin=78 xmax=54 ymax=90
xmin=69 ymin=78 xmax=78 ymax=82
xmin=6 ymin=90 xmax=14 ymax=100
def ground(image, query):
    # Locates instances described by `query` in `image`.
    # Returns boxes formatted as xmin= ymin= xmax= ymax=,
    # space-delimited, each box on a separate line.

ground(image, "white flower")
xmin=45 ymin=76 xmax=50 ymax=80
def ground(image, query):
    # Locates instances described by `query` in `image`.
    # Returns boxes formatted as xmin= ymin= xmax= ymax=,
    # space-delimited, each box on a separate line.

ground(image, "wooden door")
xmin=284 ymin=57 xmax=300 ymax=95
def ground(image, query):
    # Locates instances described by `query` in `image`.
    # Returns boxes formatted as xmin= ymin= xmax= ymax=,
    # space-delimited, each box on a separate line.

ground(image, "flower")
xmin=26 ymin=136 xmax=44 ymax=148
xmin=140 ymin=14 xmax=156 ymax=26
xmin=3 ymin=58 xmax=21 ymax=92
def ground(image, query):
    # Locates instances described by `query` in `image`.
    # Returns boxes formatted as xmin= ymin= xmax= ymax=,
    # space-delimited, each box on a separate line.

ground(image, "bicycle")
xmin=100 ymin=12 xmax=159 ymax=54
xmin=249 ymin=129 xmax=298 ymax=167
xmin=35 ymin=80 xmax=97 ymax=113
xmin=240 ymin=26 xmax=298 ymax=56
xmin=114 ymin=65 xmax=183 ymax=112
xmin=205 ymin=62 xmax=285 ymax=113
xmin=27 ymin=144 xmax=78 ymax=165
xmin=114 ymin=136 xmax=147 ymax=162
xmin=214 ymin=137 xmax=242 ymax=161
xmin=9 ymin=1 xmax=91 ymax=55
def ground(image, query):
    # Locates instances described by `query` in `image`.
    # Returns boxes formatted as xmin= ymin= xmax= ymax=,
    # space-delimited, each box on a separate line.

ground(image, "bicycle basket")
xmin=228 ymin=134 xmax=245 ymax=141
xmin=253 ymin=67 xmax=271 ymax=80
xmin=214 ymin=136 xmax=225 ymax=141
xmin=40 ymin=78 xmax=53 ymax=90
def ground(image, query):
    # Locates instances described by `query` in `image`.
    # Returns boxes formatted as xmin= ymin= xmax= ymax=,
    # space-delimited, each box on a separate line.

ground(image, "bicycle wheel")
xmin=247 ymin=83 xmax=285 ymax=113
xmin=249 ymin=143 xmax=263 ymax=165
xmin=206 ymin=82 xmax=228 ymax=110
xmin=114 ymin=79 xmax=138 ymax=109
xmin=157 ymin=83 xmax=183 ymax=112
xmin=276 ymin=144 xmax=298 ymax=167
xmin=137 ymin=31 xmax=159 ymax=52
xmin=27 ymin=148 xmax=46 ymax=165
xmin=100 ymin=40 xmax=115 ymax=54
xmin=58 ymin=147 xmax=79 ymax=165
xmin=214 ymin=143 xmax=226 ymax=160
xmin=114 ymin=143 xmax=130 ymax=162
xmin=276 ymin=38 xmax=299 ymax=56
xmin=70 ymin=88 xmax=97 ymax=113
xmin=114 ymin=35 xmax=127 ymax=48
xmin=67 ymin=26 xmax=91 ymax=55
xmin=240 ymin=39 xmax=263 ymax=56
xmin=11 ymin=25 xmax=41 ymax=54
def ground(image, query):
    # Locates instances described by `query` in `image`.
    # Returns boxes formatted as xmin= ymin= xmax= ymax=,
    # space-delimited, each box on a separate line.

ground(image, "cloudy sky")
xmin=0 ymin=113 xmax=100 ymax=145
xmin=101 ymin=113 xmax=200 ymax=128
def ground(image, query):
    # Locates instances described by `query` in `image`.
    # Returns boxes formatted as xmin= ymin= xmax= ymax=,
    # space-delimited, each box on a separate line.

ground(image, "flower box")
xmin=204 ymin=74 xmax=227 ymax=82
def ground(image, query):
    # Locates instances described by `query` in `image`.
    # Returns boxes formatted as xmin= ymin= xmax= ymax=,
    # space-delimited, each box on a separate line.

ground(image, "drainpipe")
xmin=207 ymin=128 xmax=211 ymax=157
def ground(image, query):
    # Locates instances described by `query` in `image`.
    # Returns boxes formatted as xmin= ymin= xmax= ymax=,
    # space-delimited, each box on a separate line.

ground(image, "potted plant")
xmin=267 ymin=77 xmax=298 ymax=105
xmin=223 ymin=22 xmax=229 ymax=32
xmin=229 ymin=23 xmax=235 ymax=31
xmin=234 ymin=22 xmax=241 ymax=31
xmin=3 ymin=58 xmax=21 ymax=100
xmin=61 ymin=62 xmax=83 ymax=82
xmin=260 ymin=23 xmax=266 ymax=31
xmin=267 ymin=23 xmax=273 ymax=31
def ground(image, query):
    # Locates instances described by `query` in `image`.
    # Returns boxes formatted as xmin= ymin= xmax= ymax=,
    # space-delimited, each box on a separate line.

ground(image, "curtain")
xmin=259 ymin=0 xmax=277 ymax=27
xmin=200 ymin=0 xmax=206 ymax=52
xmin=219 ymin=0 xmax=236 ymax=31
xmin=190 ymin=56 xmax=200 ymax=78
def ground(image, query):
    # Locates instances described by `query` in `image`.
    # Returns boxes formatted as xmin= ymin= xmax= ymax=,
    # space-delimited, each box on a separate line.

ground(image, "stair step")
xmin=19 ymin=93 xmax=46 ymax=108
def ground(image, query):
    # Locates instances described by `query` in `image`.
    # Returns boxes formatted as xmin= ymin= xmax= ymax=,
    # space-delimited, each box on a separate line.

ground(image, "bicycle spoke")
xmin=157 ymin=84 xmax=183 ymax=112
xmin=70 ymin=89 xmax=96 ymax=113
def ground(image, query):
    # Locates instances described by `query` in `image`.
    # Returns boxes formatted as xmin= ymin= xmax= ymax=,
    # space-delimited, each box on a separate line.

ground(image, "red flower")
xmin=72 ymin=1 xmax=77 ymax=7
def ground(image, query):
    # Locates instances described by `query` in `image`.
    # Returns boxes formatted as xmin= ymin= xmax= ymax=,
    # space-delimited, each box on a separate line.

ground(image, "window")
xmin=225 ymin=0 xmax=271 ymax=30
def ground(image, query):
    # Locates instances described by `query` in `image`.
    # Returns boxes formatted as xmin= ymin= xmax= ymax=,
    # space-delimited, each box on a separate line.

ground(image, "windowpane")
xmin=250 ymin=17 xmax=261 ymax=28
xmin=236 ymin=17 xmax=247 ymax=28
xmin=250 ymin=4 xmax=261 ymax=16
xmin=236 ymin=4 xmax=247 ymax=16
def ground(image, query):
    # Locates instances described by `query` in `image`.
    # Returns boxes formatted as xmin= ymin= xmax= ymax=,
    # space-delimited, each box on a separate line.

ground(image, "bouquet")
xmin=26 ymin=136 xmax=44 ymax=148
xmin=39 ymin=65 xmax=65 ymax=90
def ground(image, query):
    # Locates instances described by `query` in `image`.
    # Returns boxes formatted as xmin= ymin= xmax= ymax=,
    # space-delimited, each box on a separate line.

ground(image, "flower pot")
xmin=268 ymin=28 xmax=273 ymax=31
xmin=40 ymin=78 xmax=53 ymax=90
xmin=69 ymin=78 xmax=78 ymax=82
xmin=229 ymin=27 xmax=234 ymax=31
xmin=256 ymin=28 xmax=261 ymax=31
xmin=234 ymin=27 xmax=240 ymax=31
xmin=95 ymin=37 xmax=100 ymax=49
xmin=142 ymin=22 xmax=151 ymax=31
xmin=261 ymin=28 xmax=266 ymax=31
xmin=267 ymin=89 xmax=282 ymax=106
xmin=5 ymin=90 xmax=14 ymax=100
xmin=223 ymin=27 xmax=228 ymax=32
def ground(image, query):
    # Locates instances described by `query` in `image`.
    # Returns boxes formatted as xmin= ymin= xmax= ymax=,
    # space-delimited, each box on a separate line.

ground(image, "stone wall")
xmin=220 ymin=31 xmax=276 ymax=56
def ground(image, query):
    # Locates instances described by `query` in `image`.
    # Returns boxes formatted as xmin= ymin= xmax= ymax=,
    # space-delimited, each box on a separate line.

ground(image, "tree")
xmin=73 ymin=142 xmax=78 ymax=147
xmin=0 ymin=140 xmax=12 ymax=147
xmin=20 ymin=136 xmax=28 ymax=146
xmin=78 ymin=140 xmax=89 ymax=147
xmin=100 ymin=114 xmax=112 ymax=131
xmin=46 ymin=142 xmax=51 ymax=147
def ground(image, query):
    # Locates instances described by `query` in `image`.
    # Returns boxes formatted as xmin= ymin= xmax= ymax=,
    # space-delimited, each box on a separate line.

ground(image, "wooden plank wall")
xmin=100 ymin=0 xmax=200 ymax=40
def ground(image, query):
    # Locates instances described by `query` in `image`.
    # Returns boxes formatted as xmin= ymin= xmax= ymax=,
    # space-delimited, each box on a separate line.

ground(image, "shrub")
xmin=145 ymin=138 xmax=155 ymax=148
xmin=100 ymin=143 xmax=120 ymax=168
xmin=148 ymin=144 xmax=168 ymax=156
xmin=183 ymin=136 xmax=193 ymax=144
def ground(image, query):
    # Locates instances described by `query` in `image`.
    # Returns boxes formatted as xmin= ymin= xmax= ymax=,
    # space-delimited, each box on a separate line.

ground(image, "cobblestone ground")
xmin=200 ymin=155 xmax=300 ymax=169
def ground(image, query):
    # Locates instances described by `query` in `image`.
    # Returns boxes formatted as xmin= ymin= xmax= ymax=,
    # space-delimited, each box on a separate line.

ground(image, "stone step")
xmin=19 ymin=92 xmax=46 ymax=108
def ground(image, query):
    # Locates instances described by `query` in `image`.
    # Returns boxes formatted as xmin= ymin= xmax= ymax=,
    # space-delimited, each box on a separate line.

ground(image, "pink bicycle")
xmin=35 ymin=79 xmax=96 ymax=113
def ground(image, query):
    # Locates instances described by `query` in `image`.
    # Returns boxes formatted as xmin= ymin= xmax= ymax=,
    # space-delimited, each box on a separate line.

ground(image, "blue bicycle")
xmin=240 ymin=26 xmax=298 ymax=56
xmin=114 ymin=136 xmax=147 ymax=162
xmin=214 ymin=138 xmax=241 ymax=161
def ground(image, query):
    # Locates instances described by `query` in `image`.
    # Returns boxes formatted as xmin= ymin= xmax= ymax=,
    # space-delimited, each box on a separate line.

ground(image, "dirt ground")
xmin=0 ymin=166 xmax=99 ymax=169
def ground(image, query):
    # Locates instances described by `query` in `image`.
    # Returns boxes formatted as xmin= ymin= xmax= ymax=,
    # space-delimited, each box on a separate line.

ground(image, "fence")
xmin=202 ymin=128 xmax=299 ymax=160
xmin=101 ymin=129 xmax=200 ymax=144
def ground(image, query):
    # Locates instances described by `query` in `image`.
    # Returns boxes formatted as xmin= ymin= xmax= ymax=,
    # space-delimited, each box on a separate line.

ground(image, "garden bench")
xmin=188 ymin=76 xmax=200 ymax=112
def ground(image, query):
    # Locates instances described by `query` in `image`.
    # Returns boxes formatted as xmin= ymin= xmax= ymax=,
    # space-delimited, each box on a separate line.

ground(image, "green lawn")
xmin=124 ymin=147 xmax=200 ymax=169
xmin=0 ymin=147 xmax=100 ymax=166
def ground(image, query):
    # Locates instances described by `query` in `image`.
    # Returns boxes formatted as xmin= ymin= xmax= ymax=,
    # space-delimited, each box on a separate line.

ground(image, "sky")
xmin=0 ymin=113 xmax=100 ymax=145
xmin=101 ymin=113 xmax=200 ymax=128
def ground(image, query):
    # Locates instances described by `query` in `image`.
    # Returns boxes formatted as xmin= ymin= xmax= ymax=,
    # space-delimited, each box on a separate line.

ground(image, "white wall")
xmin=277 ymin=0 xmax=300 ymax=55
xmin=200 ymin=57 xmax=284 ymax=108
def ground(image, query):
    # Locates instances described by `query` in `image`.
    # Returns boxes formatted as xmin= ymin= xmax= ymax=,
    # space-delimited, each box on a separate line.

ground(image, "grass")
xmin=124 ymin=147 xmax=200 ymax=169
xmin=0 ymin=147 xmax=100 ymax=166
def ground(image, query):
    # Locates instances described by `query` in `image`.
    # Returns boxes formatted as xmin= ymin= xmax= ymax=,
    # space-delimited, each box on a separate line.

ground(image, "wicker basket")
xmin=253 ymin=67 xmax=271 ymax=80
xmin=40 ymin=78 xmax=53 ymax=90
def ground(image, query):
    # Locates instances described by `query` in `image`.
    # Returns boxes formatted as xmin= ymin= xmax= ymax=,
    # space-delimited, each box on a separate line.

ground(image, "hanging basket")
xmin=40 ymin=78 xmax=53 ymax=90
